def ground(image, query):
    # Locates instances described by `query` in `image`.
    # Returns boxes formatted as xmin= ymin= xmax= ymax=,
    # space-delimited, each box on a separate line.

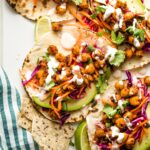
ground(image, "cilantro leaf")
xmin=72 ymin=0 xmax=82 ymax=5
xmin=103 ymin=105 xmax=117 ymax=118
xmin=95 ymin=5 xmax=106 ymax=13
xmin=87 ymin=45 xmax=95 ymax=52
xmin=96 ymin=67 xmax=111 ymax=94
xmin=45 ymin=81 xmax=55 ymax=90
xmin=97 ymin=32 xmax=103 ymax=37
xmin=43 ymin=52 xmax=50 ymax=61
xmin=111 ymin=31 xmax=125 ymax=45
xmin=110 ymin=50 xmax=125 ymax=67
xmin=90 ymin=13 xmax=97 ymax=19
xmin=134 ymin=29 xmax=145 ymax=41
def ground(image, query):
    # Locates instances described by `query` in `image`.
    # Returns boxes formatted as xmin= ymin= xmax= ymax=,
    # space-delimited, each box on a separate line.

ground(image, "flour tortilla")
xmin=7 ymin=0 xmax=74 ymax=21
xmin=86 ymin=63 xmax=150 ymax=150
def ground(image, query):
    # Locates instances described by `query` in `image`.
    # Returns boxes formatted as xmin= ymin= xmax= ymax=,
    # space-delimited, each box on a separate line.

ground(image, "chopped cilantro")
xmin=95 ymin=5 xmax=106 ymax=13
xmin=45 ymin=81 xmax=55 ymax=90
xmin=103 ymin=105 xmax=117 ymax=118
xmin=43 ymin=52 xmax=50 ymax=61
xmin=87 ymin=45 xmax=95 ymax=52
xmin=110 ymin=50 xmax=125 ymax=67
xmin=96 ymin=32 xmax=103 ymax=37
xmin=111 ymin=31 xmax=125 ymax=45
xmin=96 ymin=67 xmax=111 ymax=94
xmin=90 ymin=13 xmax=97 ymax=19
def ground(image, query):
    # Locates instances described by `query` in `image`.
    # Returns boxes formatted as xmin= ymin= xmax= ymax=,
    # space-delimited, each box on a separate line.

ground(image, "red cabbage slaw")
xmin=22 ymin=65 xmax=40 ymax=85
xmin=125 ymin=71 xmax=132 ymax=87
xmin=143 ymin=42 xmax=150 ymax=52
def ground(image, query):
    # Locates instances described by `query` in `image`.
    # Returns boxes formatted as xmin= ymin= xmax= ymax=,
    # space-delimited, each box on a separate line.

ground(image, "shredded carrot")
xmin=68 ymin=53 xmax=73 ymax=66
xmin=67 ymin=4 xmax=87 ymax=26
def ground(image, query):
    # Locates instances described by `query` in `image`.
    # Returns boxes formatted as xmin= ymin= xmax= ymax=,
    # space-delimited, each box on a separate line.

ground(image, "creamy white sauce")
xmin=76 ymin=55 xmax=82 ymax=62
xmin=117 ymin=133 xmax=124 ymax=143
xmin=96 ymin=37 xmax=107 ymax=48
xmin=119 ymin=80 xmax=124 ymax=85
xmin=99 ymin=69 xmax=104 ymax=74
xmin=134 ymin=37 xmax=140 ymax=48
xmin=133 ymin=18 xmax=137 ymax=31
xmin=116 ymin=8 xmax=123 ymax=28
xmin=59 ymin=3 xmax=66 ymax=9
xmin=109 ymin=0 xmax=117 ymax=7
xmin=124 ymin=117 xmax=132 ymax=130
xmin=60 ymin=67 xmax=67 ymax=79
xmin=105 ymin=46 xmax=117 ymax=62
xmin=103 ymin=5 xmax=115 ymax=20
xmin=118 ymin=100 xmax=124 ymax=112
xmin=70 ymin=74 xmax=83 ymax=85
xmin=60 ymin=32 xmax=76 ymax=49
xmin=45 ymin=56 xmax=59 ymax=84
xmin=72 ymin=65 xmax=80 ymax=74
xmin=114 ymin=23 xmax=119 ymax=32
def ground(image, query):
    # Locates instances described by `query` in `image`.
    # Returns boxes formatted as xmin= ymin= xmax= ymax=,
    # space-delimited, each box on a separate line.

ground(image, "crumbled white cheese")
xmin=60 ymin=32 xmax=76 ymax=49
xmin=46 ymin=56 xmax=59 ymax=84
xmin=134 ymin=37 xmax=140 ymax=48
xmin=133 ymin=18 xmax=137 ymax=31
xmin=105 ymin=46 xmax=117 ymax=62
xmin=103 ymin=5 xmax=115 ymax=20
xmin=99 ymin=70 xmax=104 ymax=74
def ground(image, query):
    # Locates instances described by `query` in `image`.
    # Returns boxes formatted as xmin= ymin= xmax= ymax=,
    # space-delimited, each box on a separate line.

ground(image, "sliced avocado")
xmin=32 ymin=96 xmax=51 ymax=108
xmin=62 ymin=83 xmax=97 ymax=111
xmin=126 ymin=0 xmax=145 ymax=14
xmin=133 ymin=103 xmax=150 ymax=150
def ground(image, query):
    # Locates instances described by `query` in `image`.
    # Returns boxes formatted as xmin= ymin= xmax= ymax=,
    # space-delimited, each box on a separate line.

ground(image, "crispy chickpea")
xmin=51 ymin=22 xmax=62 ymax=32
xmin=94 ymin=61 xmax=101 ymax=69
xmin=123 ymin=112 xmax=133 ymax=121
xmin=113 ymin=114 xmax=121 ymax=122
xmin=135 ymin=50 xmax=144 ymax=57
xmin=125 ymin=49 xmax=134 ymax=59
xmin=85 ymin=64 xmax=95 ymax=74
xmin=116 ymin=0 xmax=127 ymax=9
xmin=36 ymin=70 xmax=45 ymax=78
xmin=39 ymin=78 xmax=45 ymax=86
xmin=98 ymin=60 xmax=105 ymax=68
xmin=79 ymin=0 xmax=88 ymax=9
xmin=125 ymin=138 xmax=135 ymax=149
xmin=48 ymin=45 xmax=58 ymax=55
xmin=124 ymin=12 xmax=135 ymax=21
xmin=57 ymin=62 xmax=65 ymax=71
xmin=85 ymin=74 xmax=94 ymax=81
xmin=129 ymin=86 xmax=138 ymax=96
xmin=129 ymin=96 xmax=140 ymax=106
xmin=115 ymin=81 xmax=124 ymax=90
xmin=55 ymin=53 xmax=65 ymax=62
xmin=81 ymin=53 xmax=91 ymax=62
xmin=115 ymin=94 xmax=121 ymax=100
xmin=128 ymin=36 xmax=134 ymax=44
xmin=120 ymin=88 xmax=129 ymax=98
xmin=115 ymin=118 xmax=126 ymax=129
xmin=95 ymin=128 xmax=105 ymax=138
xmin=56 ymin=3 xmax=66 ymax=15
xmin=144 ymin=76 xmax=150 ymax=86
xmin=72 ymin=45 xmax=80 ymax=56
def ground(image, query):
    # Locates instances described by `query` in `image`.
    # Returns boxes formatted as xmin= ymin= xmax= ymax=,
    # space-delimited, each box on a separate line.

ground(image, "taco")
xmin=86 ymin=63 xmax=150 ymax=150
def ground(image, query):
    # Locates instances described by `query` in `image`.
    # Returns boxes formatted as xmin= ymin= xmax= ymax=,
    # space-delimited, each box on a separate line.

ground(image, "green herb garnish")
xmin=111 ymin=31 xmax=125 ymax=45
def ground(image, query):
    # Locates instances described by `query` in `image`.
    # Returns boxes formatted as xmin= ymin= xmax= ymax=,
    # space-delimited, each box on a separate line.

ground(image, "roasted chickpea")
xmin=135 ymin=50 xmax=144 ymax=57
xmin=115 ymin=94 xmax=121 ymax=100
xmin=36 ymin=70 xmax=45 ymax=78
xmin=123 ymin=112 xmax=133 ymax=121
xmin=85 ymin=74 xmax=94 ymax=81
xmin=81 ymin=53 xmax=91 ymax=62
xmin=116 ymin=0 xmax=127 ymax=9
xmin=48 ymin=45 xmax=58 ymax=55
xmin=57 ymin=62 xmax=65 ymax=71
xmin=56 ymin=3 xmax=66 ymax=15
xmin=113 ymin=114 xmax=121 ymax=122
xmin=72 ymin=45 xmax=80 ymax=56
xmin=125 ymin=49 xmax=134 ymax=59
xmin=144 ymin=76 xmax=150 ymax=86
xmin=115 ymin=118 xmax=126 ymax=129
xmin=95 ymin=128 xmax=105 ymax=138
xmin=94 ymin=61 xmax=101 ymax=69
xmin=39 ymin=78 xmax=45 ymax=86
xmin=129 ymin=86 xmax=138 ymax=96
xmin=128 ymin=36 xmax=134 ymax=44
xmin=85 ymin=64 xmax=95 ymax=74
xmin=55 ymin=53 xmax=65 ymax=62
xmin=120 ymin=88 xmax=129 ymax=98
xmin=98 ymin=60 xmax=105 ymax=68
xmin=115 ymin=81 xmax=124 ymax=90
xmin=124 ymin=12 xmax=135 ymax=21
xmin=79 ymin=0 xmax=88 ymax=9
xmin=51 ymin=22 xmax=62 ymax=31
xmin=129 ymin=96 xmax=140 ymax=106
xmin=125 ymin=138 xmax=135 ymax=149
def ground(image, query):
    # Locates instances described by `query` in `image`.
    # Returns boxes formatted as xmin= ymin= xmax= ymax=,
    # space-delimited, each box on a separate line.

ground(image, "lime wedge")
xmin=75 ymin=121 xmax=91 ymax=150
xmin=35 ymin=16 xmax=50 ymax=42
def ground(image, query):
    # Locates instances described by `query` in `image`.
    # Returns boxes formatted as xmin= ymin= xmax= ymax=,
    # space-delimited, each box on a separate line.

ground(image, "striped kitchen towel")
xmin=0 ymin=67 xmax=39 ymax=150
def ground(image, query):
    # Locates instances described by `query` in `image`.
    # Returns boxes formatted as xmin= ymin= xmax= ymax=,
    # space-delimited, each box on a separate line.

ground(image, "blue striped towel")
xmin=0 ymin=67 xmax=39 ymax=150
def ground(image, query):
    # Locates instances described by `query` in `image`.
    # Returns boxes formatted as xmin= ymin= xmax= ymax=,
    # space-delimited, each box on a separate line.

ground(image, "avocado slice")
xmin=126 ymin=0 xmax=145 ymax=14
xmin=62 ymin=83 xmax=97 ymax=111
xmin=32 ymin=83 xmax=97 ymax=111
xmin=133 ymin=103 xmax=150 ymax=150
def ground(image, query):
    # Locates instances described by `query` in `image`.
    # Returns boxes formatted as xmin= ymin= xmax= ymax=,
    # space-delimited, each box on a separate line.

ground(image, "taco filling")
xmin=92 ymin=73 xmax=150 ymax=150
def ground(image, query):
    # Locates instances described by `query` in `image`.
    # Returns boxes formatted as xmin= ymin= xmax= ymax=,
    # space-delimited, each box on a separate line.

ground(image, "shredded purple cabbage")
xmin=23 ymin=65 xmax=40 ymax=85
xmin=125 ymin=129 xmax=131 ymax=134
xmin=98 ymin=143 xmax=110 ymax=150
xmin=143 ymin=84 xmax=148 ymax=97
xmin=126 ymin=71 xmax=132 ymax=87
xmin=141 ymin=97 xmax=150 ymax=119
xmin=135 ymin=129 xmax=142 ymax=140
xmin=69 ymin=88 xmax=86 ymax=100
xmin=132 ymin=117 xmax=144 ymax=126
xmin=143 ymin=42 xmax=150 ymax=52
xmin=60 ymin=112 xmax=70 ymax=126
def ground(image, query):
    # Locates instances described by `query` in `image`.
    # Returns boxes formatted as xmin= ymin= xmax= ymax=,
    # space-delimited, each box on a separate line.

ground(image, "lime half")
xmin=35 ymin=16 xmax=50 ymax=42
xmin=75 ymin=121 xmax=91 ymax=150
